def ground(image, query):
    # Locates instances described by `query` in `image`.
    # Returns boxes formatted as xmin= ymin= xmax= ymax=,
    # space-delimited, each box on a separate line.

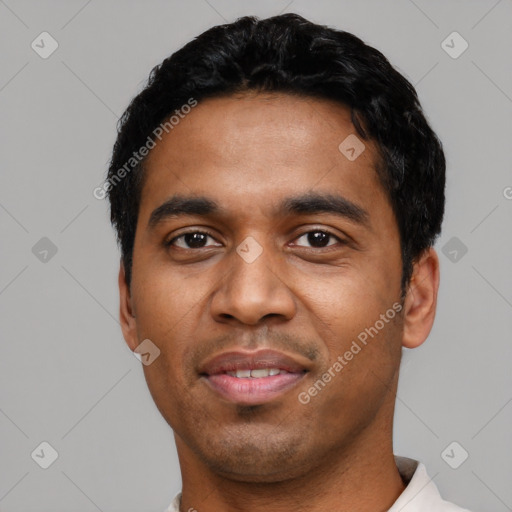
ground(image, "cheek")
xmin=141 ymin=355 xmax=193 ymax=434
xmin=298 ymin=267 xmax=403 ymax=397
xmin=132 ymin=260 xmax=208 ymax=331
xmin=130 ymin=267 xmax=206 ymax=390
xmin=309 ymin=314 xmax=403 ymax=425
xmin=294 ymin=266 xmax=396 ymax=339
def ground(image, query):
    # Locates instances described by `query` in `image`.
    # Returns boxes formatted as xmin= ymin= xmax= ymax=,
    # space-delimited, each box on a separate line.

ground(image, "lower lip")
xmin=203 ymin=372 xmax=306 ymax=405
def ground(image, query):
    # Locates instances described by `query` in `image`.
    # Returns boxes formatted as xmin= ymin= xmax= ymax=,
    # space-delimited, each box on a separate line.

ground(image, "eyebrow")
xmin=147 ymin=191 xmax=370 ymax=231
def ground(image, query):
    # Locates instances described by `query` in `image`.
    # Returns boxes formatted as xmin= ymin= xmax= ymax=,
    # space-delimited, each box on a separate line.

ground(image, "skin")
xmin=118 ymin=92 xmax=440 ymax=512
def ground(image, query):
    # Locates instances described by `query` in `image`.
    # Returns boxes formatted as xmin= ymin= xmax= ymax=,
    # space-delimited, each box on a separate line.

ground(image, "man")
xmin=106 ymin=13 xmax=473 ymax=512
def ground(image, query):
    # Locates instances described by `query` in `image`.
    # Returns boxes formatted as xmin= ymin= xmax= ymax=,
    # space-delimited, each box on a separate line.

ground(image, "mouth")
xmin=198 ymin=349 xmax=310 ymax=405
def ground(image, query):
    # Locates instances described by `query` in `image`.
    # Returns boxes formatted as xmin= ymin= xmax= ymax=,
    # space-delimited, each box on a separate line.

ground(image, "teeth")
xmin=236 ymin=369 xmax=251 ymax=378
xmin=250 ymin=368 xmax=270 ymax=378
xmin=225 ymin=368 xmax=288 ymax=378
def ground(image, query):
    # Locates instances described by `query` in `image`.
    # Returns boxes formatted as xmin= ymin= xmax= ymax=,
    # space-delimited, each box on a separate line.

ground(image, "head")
xmin=107 ymin=14 xmax=445 ymax=482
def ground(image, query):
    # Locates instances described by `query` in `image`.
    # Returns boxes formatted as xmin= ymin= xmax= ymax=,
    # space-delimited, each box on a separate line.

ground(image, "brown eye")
xmin=166 ymin=231 xmax=220 ymax=250
xmin=294 ymin=230 xmax=343 ymax=249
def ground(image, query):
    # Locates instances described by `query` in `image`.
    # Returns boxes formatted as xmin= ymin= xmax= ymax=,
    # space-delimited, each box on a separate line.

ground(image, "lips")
xmin=199 ymin=349 xmax=309 ymax=376
xmin=199 ymin=349 xmax=310 ymax=405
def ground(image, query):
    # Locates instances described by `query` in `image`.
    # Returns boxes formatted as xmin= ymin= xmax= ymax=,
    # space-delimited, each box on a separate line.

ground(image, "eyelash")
xmin=165 ymin=229 xmax=346 ymax=251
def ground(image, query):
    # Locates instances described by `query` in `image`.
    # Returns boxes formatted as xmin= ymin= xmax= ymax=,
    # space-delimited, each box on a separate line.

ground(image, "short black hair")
xmin=106 ymin=13 xmax=445 ymax=296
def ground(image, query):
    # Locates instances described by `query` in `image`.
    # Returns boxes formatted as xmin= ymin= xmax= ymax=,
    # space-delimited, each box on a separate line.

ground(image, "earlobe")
xmin=402 ymin=248 xmax=440 ymax=349
xmin=119 ymin=260 xmax=138 ymax=352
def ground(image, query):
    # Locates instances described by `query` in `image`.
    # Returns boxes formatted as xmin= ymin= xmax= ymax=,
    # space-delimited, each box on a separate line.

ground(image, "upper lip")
xmin=199 ymin=349 xmax=310 ymax=376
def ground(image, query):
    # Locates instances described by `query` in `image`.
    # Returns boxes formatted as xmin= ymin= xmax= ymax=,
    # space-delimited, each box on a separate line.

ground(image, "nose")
xmin=210 ymin=237 xmax=297 ymax=326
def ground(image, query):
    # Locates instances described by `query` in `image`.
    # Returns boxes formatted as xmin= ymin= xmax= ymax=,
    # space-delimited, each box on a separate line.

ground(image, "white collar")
xmin=389 ymin=456 xmax=472 ymax=511
xmin=165 ymin=456 xmax=472 ymax=512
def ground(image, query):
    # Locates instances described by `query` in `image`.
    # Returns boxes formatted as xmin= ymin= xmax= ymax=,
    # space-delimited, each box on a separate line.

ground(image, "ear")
xmin=119 ymin=259 xmax=138 ymax=352
xmin=402 ymin=247 xmax=440 ymax=349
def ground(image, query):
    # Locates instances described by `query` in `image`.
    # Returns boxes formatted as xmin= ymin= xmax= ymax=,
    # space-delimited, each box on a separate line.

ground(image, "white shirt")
xmin=164 ymin=456 xmax=473 ymax=512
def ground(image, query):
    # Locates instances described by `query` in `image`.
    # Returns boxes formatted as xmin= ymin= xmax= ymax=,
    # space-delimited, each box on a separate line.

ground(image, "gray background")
xmin=1 ymin=0 xmax=511 ymax=511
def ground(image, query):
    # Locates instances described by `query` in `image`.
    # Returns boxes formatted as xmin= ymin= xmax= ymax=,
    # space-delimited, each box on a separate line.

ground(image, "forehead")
xmin=138 ymin=92 xmax=389 ymax=225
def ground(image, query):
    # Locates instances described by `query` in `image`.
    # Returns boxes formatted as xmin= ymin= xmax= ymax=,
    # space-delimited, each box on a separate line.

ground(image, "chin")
xmin=193 ymin=429 xmax=317 ymax=483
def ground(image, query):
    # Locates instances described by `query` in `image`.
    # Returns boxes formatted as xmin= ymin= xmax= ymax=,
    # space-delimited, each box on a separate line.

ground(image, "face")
xmin=120 ymin=92 xmax=419 ymax=483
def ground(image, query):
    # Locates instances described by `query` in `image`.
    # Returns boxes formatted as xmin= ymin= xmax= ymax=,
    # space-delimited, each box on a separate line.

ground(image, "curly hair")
xmin=106 ymin=13 xmax=445 ymax=295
